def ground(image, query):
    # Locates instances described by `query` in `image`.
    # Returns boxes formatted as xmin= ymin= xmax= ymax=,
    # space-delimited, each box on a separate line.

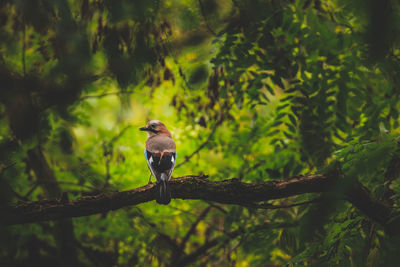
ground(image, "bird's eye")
xmin=150 ymin=123 xmax=157 ymax=128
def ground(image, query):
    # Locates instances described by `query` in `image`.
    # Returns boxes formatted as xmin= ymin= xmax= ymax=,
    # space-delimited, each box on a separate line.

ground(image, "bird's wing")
xmin=144 ymin=149 xmax=159 ymax=179
xmin=145 ymin=149 xmax=176 ymax=181
xmin=164 ymin=152 xmax=176 ymax=180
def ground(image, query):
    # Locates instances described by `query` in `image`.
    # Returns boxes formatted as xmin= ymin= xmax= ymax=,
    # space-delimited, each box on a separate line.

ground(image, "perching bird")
xmin=140 ymin=120 xmax=176 ymax=205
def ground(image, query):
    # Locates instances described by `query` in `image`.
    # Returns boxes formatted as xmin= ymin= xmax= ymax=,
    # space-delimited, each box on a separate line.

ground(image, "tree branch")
xmin=179 ymin=206 xmax=212 ymax=253
xmin=0 ymin=162 xmax=16 ymax=175
xmin=1 ymin=173 xmax=399 ymax=235
xmin=344 ymin=181 xmax=399 ymax=234
xmin=79 ymin=91 xmax=134 ymax=101
xmin=175 ymin=222 xmax=296 ymax=266
xmin=175 ymin=125 xmax=218 ymax=169
xmin=241 ymin=198 xmax=321 ymax=210
xmin=198 ymin=0 xmax=217 ymax=36
xmin=0 ymin=174 xmax=328 ymax=225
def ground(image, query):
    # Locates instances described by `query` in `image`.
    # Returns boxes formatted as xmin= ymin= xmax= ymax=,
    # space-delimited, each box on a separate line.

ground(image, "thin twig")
xmin=80 ymin=91 xmax=135 ymax=101
xmin=76 ymin=240 xmax=113 ymax=267
xmin=176 ymin=222 xmax=297 ymax=266
xmin=38 ymin=179 xmax=100 ymax=191
xmin=0 ymin=162 xmax=16 ymax=176
xmin=210 ymin=238 xmax=243 ymax=267
xmin=198 ymin=0 xmax=217 ymax=36
xmin=139 ymin=213 xmax=182 ymax=256
xmin=22 ymin=22 xmax=26 ymax=75
xmin=23 ymin=183 xmax=39 ymax=198
xmin=175 ymin=125 xmax=218 ymax=169
xmin=327 ymin=11 xmax=354 ymax=33
xmin=11 ymin=188 xmax=27 ymax=201
xmin=109 ymin=125 xmax=132 ymax=144
xmin=102 ymin=140 xmax=112 ymax=189
xmin=179 ymin=206 xmax=212 ymax=253
xmin=365 ymin=223 xmax=376 ymax=261
xmin=162 ymin=20 xmax=197 ymax=92
xmin=167 ymin=205 xmax=198 ymax=216
xmin=205 ymin=201 xmax=227 ymax=214
xmin=242 ymin=198 xmax=321 ymax=210
xmin=102 ymin=125 xmax=132 ymax=189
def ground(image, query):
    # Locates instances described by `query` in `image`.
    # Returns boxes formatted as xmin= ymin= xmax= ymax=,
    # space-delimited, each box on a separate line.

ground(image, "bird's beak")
xmin=139 ymin=126 xmax=148 ymax=131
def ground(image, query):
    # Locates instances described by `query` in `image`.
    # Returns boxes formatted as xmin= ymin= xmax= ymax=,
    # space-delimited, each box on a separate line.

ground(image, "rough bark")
xmin=2 ymin=173 xmax=399 ymax=234
xmin=0 ymin=174 xmax=329 ymax=223
xmin=345 ymin=181 xmax=398 ymax=235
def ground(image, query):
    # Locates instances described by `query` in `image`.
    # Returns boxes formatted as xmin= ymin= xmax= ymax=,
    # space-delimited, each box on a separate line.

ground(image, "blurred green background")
xmin=1 ymin=0 xmax=400 ymax=266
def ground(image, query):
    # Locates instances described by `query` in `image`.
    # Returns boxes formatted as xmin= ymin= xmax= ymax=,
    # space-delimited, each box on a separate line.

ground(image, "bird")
xmin=140 ymin=120 xmax=176 ymax=205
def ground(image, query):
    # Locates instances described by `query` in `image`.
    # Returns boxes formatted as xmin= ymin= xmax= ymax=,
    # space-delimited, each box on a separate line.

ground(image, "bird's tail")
xmin=156 ymin=173 xmax=171 ymax=205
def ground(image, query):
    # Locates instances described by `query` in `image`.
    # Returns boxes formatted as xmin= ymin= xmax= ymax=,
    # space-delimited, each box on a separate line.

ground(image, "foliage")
xmin=1 ymin=0 xmax=400 ymax=266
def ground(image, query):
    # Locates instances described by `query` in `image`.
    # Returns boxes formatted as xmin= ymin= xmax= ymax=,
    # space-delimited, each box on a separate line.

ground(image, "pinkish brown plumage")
xmin=140 ymin=120 xmax=176 ymax=205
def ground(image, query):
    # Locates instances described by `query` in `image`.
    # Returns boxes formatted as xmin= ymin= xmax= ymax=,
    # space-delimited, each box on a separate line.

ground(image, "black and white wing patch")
xmin=144 ymin=149 xmax=176 ymax=182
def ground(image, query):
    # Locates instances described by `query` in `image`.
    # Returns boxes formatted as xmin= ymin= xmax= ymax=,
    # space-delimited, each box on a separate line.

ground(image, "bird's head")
xmin=140 ymin=120 xmax=171 ymax=137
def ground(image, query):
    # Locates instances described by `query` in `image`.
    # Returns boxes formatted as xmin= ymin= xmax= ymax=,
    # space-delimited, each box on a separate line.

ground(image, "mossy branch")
xmin=1 ymin=174 xmax=398 ymax=234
